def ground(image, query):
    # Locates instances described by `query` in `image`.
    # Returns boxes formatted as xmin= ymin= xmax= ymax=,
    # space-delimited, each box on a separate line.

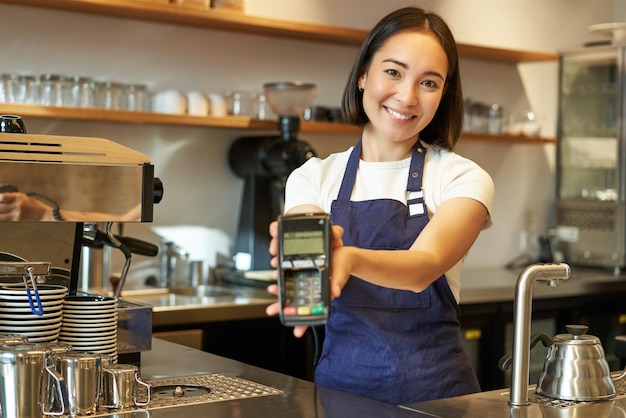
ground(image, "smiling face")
xmin=358 ymin=30 xmax=448 ymax=159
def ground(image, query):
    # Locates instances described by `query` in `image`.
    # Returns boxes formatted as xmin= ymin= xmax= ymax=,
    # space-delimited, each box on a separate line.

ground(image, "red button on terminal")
xmin=283 ymin=306 xmax=297 ymax=316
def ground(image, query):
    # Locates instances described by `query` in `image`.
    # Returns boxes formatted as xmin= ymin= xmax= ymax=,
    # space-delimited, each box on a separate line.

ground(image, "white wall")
xmin=0 ymin=1 xmax=619 ymax=283
xmin=246 ymin=0 xmax=614 ymax=51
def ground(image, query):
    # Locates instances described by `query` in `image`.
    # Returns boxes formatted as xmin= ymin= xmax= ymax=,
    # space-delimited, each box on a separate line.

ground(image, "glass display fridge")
xmin=556 ymin=45 xmax=625 ymax=273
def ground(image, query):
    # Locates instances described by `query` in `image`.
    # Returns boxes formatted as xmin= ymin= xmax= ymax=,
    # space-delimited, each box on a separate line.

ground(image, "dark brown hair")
xmin=342 ymin=7 xmax=463 ymax=151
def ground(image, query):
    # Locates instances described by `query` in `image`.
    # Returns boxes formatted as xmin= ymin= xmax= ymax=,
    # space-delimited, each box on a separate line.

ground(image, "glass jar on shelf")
xmin=96 ymin=81 xmax=127 ymax=110
xmin=487 ymin=104 xmax=503 ymax=134
xmin=0 ymin=73 xmax=19 ymax=103
xmin=16 ymin=75 xmax=39 ymax=104
xmin=39 ymin=73 xmax=71 ymax=106
xmin=70 ymin=76 xmax=96 ymax=108
xmin=126 ymin=83 xmax=150 ymax=111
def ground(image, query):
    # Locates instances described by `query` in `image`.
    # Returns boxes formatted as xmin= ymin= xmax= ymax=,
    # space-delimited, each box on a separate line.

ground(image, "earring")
xmin=358 ymin=85 xmax=364 ymax=92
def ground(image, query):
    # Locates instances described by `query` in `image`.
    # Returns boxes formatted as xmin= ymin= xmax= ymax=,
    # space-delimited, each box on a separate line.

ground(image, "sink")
xmin=119 ymin=284 xmax=271 ymax=300
xmin=169 ymin=285 xmax=266 ymax=298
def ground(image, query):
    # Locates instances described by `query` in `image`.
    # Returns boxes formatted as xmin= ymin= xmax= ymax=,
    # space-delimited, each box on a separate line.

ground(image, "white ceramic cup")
xmin=186 ymin=91 xmax=209 ymax=116
xmin=207 ymin=93 xmax=227 ymax=117
xmin=151 ymin=89 xmax=186 ymax=114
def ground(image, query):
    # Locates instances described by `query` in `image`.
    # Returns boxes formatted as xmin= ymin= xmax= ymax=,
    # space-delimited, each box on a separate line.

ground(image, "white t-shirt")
xmin=284 ymin=142 xmax=494 ymax=302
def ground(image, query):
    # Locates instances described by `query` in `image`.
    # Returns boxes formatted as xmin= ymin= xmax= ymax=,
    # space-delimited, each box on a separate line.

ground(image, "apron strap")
xmin=336 ymin=140 xmax=362 ymax=202
xmin=335 ymin=140 xmax=427 ymax=219
xmin=407 ymin=142 xmax=426 ymax=192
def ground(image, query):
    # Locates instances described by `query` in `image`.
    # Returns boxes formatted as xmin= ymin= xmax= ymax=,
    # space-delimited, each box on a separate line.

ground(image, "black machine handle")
xmin=82 ymin=230 xmax=159 ymax=257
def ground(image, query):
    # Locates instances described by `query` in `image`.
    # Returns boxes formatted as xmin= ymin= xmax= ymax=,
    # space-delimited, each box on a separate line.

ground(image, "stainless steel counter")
xmin=403 ymin=380 xmax=626 ymax=418
xmin=98 ymin=338 xmax=429 ymax=418
xmin=96 ymin=338 xmax=626 ymax=418
xmin=112 ymin=284 xmax=275 ymax=327
xmin=115 ymin=267 xmax=626 ymax=327
xmin=89 ymin=266 xmax=626 ymax=417
xmin=459 ymin=266 xmax=626 ymax=305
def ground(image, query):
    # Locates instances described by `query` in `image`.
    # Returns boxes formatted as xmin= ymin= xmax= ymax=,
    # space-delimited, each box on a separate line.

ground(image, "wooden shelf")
xmin=0 ymin=104 xmax=555 ymax=143
xmin=461 ymin=131 xmax=555 ymax=144
xmin=1 ymin=0 xmax=558 ymax=63
xmin=0 ymin=103 xmax=358 ymax=134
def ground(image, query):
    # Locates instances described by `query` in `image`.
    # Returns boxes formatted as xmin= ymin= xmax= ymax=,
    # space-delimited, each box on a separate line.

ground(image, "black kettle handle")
xmin=498 ymin=332 xmax=553 ymax=371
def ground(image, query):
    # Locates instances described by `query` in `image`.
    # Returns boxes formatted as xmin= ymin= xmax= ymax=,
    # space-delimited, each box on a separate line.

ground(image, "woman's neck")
xmin=360 ymin=129 xmax=418 ymax=162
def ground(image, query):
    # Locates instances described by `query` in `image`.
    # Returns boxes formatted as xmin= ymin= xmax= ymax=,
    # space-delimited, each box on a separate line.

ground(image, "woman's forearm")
xmin=339 ymin=246 xmax=443 ymax=293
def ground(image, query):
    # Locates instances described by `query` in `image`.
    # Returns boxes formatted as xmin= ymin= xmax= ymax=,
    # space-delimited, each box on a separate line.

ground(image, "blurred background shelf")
xmin=0 ymin=104 xmax=555 ymax=143
xmin=2 ymin=0 xmax=558 ymax=63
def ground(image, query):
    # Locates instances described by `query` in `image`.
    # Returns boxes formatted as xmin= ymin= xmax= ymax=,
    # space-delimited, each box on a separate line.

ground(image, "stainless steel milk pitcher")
xmin=0 ymin=343 xmax=68 ymax=418
xmin=54 ymin=351 xmax=102 ymax=416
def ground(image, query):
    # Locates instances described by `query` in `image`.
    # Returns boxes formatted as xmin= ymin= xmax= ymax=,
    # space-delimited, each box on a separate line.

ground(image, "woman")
xmin=266 ymin=7 xmax=494 ymax=405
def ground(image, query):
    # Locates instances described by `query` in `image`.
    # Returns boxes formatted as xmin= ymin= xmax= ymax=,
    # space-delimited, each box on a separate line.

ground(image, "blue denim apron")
xmin=314 ymin=140 xmax=480 ymax=405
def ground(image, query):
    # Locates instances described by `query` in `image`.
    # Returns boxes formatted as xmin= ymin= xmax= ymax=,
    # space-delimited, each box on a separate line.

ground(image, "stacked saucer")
xmin=59 ymin=295 xmax=118 ymax=363
xmin=0 ymin=284 xmax=68 ymax=343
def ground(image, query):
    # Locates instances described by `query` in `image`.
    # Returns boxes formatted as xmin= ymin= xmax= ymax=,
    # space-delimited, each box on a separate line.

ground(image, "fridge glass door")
xmin=558 ymin=47 xmax=621 ymax=201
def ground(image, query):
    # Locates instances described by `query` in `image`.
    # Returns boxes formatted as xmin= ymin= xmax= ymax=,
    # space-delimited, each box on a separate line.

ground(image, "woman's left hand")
xmin=265 ymin=283 xmax=310 ymax=338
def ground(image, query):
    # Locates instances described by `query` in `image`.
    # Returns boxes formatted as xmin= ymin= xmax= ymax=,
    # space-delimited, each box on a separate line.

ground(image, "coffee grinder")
xmin=227 ymin=82 xmax=317 ymax=280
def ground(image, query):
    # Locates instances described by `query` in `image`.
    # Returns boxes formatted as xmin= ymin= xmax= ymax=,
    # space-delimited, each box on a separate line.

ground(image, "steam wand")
xmin=103 ymin=222 xmax=132 ymax=299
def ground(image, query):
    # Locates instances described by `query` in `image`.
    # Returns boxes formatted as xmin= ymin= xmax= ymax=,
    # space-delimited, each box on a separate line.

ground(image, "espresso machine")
xmin=0 ymin=114 xmax=162 ymax=359
xmin=223 ymin=82 xmax=317 ymax=285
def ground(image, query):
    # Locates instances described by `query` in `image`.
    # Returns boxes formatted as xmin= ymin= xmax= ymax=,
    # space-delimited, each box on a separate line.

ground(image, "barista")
xmin=266 ymin=6 xmax=494 ymax=405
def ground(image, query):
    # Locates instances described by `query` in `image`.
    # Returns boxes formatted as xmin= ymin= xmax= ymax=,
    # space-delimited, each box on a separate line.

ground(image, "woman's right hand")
xmin=265 ymin=218 xmax=346 ymax=338
xmin=266 ymin=220 xmax=310 ymax=337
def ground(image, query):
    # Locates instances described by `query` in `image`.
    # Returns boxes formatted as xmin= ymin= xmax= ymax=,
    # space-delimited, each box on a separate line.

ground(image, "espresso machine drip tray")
xmin=89 ymin=373 xmax=282 ymax=416
xmin=136 ymin=373 xmax=282 ymax=412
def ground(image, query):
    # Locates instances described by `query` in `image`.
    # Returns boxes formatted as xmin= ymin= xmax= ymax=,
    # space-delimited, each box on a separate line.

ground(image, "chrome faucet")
xmin=509 ymin=263 xmax=571 ymax=407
